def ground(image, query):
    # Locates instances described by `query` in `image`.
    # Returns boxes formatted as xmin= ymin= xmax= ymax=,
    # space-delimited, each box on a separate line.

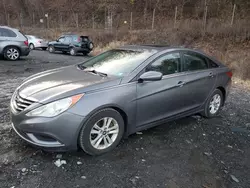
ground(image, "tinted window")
xmin=0 ymin=28 xmax=17 ymax=37
xmin=80 ymin=49 xmax=157 ymax=76
xmin=183 ymin=52 xmax=208 ymax=71
xmin=58 ymin=37 xmax=65 ymax=42
xmin=207 ymin=58 xmax=218 ymax=68
xmin=65 ymin=36 xmax=72 ymax=43
xmin=146 ymin=53 xmax=181 ymax=75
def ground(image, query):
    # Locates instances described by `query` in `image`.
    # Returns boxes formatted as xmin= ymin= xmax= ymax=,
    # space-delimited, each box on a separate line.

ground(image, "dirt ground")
xmin=0 ymin=51 xmax=250 ymax=188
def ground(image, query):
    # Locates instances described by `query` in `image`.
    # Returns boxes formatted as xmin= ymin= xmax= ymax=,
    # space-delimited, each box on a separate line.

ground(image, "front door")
xmin=136 ymin=52 xmax=198 ymax=127
xmin=54 ymin=36 xmax=65 ymax=50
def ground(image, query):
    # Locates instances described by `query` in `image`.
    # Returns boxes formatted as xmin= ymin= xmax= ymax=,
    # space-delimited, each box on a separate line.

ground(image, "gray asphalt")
xmin=0 ymin=50 xmax=250 ymax=188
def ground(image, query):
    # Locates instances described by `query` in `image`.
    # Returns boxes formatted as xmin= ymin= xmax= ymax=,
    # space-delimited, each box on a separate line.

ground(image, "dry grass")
xmin=21 ymin=19 xmax=250 ymax=80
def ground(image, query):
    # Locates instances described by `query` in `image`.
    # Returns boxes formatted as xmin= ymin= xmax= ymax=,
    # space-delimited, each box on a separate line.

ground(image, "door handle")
xmin=177 ymin=81 xmax=185 ymax=87
xmin=208 ymin=72 xmax=214 ymax=78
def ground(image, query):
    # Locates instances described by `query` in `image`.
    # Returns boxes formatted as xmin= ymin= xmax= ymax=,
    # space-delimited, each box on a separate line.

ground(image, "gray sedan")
xmin=26 ymin=35 xmax=48 ymax=50
xmin=10 ymin=45 xmax=232 ymax=155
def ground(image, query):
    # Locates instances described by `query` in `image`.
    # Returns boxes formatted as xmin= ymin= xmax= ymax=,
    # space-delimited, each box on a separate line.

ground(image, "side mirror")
xmin=139 ymin=71 xmax=163 ymax=82
xmin=56 ymin=39 xmax=59 ymax=42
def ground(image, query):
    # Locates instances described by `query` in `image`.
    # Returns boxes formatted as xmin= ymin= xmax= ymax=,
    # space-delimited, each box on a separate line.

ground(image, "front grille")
xmin=12 ymin=92 xmax=35 ymax=112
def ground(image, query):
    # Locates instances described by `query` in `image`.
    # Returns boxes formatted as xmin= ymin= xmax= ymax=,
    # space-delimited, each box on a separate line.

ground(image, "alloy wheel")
xmin=89 ymin=117 xmax=119 ymax=150
xmin=6 ymin=48 xmax=19 ymax=60
xmin=209 ymin=94 xmax=221 ymax=114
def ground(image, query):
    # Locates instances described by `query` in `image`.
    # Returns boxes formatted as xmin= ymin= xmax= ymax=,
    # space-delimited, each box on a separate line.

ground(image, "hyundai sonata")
xmin=10 ymin=45 xmax=232 ymax=155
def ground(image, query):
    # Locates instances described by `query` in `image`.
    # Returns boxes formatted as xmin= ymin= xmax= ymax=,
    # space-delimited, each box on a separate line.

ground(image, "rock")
xmin=141 ymin=159 xmax=146 ymax=162
xmin=136 ymin=132 xmax=143 ymax=135
xmin=202 ymin=133 xmax=206 ymax=136
xmin=81 ymin=176 xmax=86 ymax=179
xmin=56 ymin=154 xmax=62 ymax=159
xmin=224 ymin=170 xmax=228 ymax=174
xmin=204 ymin=152 xmax=212 ymax=156
xmin=230 ymin=175 xmax=239 ymax=183
xmin=227 ymin=145 xmax=233 ymax=148
xmin=54 ymin=159 xmax=67 ymax=167
xmin=21 ymin=168 xmax=27 ymax=172
xmin=77 ymin=161 xmax=82 ymax=165
xmin=185 ymin=140 xmax=191 ymax=144
xmin=10 ymin=186 xmax=15 ymax=188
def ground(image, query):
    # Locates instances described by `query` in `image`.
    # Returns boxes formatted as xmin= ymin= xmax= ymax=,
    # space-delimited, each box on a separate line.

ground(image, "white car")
xmin=26 ymin=35 xmax=48 ymax=50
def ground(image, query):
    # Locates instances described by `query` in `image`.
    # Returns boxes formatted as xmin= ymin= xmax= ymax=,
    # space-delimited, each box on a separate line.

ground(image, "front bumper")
xmin=35 ymin=42 xmax=48 ymax=48
xmin=11 ymin=110 xmax=85 ymax=151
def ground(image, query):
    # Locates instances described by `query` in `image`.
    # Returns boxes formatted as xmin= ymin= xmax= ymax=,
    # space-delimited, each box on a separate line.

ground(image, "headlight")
xmin=26 ymin=94 xmax=84 ymax=117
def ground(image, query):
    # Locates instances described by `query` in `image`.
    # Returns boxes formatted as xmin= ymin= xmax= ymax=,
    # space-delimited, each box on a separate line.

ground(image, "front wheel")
xmin=48 ymin=45 xmax=55 ymax=53
xmin=78 ymin=108 xmax=124 ymax=155
xmin=4 ymin=47 xmax=20 ymax=61
xmin=202 ymin=89 xmax=223 ymax=118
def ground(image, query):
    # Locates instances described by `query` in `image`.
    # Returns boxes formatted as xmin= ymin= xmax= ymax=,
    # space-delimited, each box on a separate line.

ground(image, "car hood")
xmin=17 ymin=65 xmax=120 ymax=103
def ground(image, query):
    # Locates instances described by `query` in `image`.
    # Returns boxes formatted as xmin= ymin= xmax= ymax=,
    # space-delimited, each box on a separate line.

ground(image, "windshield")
xmin=79 ymin=49 xmax=157 ymax=76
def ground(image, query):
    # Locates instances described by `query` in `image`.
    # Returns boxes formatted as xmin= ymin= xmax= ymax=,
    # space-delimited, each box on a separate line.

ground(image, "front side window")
xmin=79 ymin=49 xmax=157 ymax=77
xmin=146 ymin=53 xmax=181 ymax=76
xmin=0 ymin=28 xmax=17 ymax=37
xmin=183 ymin=52 xmax=208 ymax=71
xmin=58 ymin=37 xmax=65 ymax=42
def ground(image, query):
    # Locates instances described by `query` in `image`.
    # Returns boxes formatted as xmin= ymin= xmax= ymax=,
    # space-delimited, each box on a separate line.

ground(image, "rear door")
xmin=180 ymin=51 xmax=217 ymax=107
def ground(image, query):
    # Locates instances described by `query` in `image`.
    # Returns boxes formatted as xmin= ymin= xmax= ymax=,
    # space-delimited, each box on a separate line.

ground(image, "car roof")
xmin=0 ymin=25 xmax=19 ymax=32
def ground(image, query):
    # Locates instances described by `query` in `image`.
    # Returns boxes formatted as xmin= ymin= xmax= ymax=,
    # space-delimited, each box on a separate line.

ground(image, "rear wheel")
xmin=202 ymin=89 xmax=223 ymax=118
xmin=78 ymin=108 xmax=124 ymax=155
xmin=48 ymin=45 xmax=55 ymax=53
xmin=29 ymin=43 xmax=35 ymax=50
xmin=4 ymin=47 xmax=20 ymax=61
xmin=69 ymin=48 xmax=77 ymax=56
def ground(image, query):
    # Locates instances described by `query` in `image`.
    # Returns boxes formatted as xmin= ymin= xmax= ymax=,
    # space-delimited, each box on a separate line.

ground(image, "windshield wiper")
xmin=85 ymin=69 xmax=108 ymax=77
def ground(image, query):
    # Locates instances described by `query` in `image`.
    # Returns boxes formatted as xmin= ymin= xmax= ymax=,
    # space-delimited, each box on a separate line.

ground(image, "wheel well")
xmin=217 ymin=86 xmax=226 ymax=104
xmin=3 ymin=45 xmax=21 ymax=53
xmin=111 ymin=107 xmax=128 ymax=134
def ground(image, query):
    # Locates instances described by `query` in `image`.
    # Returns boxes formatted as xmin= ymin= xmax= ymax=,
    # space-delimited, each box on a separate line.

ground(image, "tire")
xmin=41 ymin=47 xmax=47 ymax=51
xmin=88 ymin=42 xmax=94 ymax=50
xmin=69 ymin=47 xmax=77 ymax=56
xmin=202 ymin=89 xmax=223 ymax=118
xmin=48 ymin=45 xmax=55 ymax=53
xmin=82 ymin=52 xmax=89 ymax=56
xmin=78 ymin=108 xmax=125 ymax=155
xmin=4 ymin=46 xmax=20 ymax=61
xmin=29 ymin=43 xmax=35 ymax=50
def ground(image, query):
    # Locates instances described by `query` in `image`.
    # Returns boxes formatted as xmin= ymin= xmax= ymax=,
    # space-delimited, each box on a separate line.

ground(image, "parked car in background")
xmin=10 ymin=45 xmax=232 ymax=155
xmin=26 ymin=35 xmax=48 ymax=50
xmin=48 ymin=34 xmax=94 ymax=56
xmin=0 ymin=26 xmax=30 ymax=61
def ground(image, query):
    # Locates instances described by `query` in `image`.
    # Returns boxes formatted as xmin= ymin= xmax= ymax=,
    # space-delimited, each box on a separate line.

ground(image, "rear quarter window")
xmin=0 ymin=28 xmax=17 ymax=37
xmin=206 ymin=58 xmax=219 ymax=68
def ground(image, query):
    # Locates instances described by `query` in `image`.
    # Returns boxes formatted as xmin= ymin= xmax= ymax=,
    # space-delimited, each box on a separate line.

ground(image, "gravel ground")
xmin=0 ymin=50 xmax=250 ymax=188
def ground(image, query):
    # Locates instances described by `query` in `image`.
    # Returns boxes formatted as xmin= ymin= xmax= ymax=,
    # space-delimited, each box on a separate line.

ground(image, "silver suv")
xmin=0 ymin=26 xmax=30 ymax=61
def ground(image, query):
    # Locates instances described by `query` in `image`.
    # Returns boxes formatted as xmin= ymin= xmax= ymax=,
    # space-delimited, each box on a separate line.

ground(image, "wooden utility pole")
xmin=231 ymin=4 xmax=236 ymax=26
xmin=174 ymin=6 xmax=178 ymax=28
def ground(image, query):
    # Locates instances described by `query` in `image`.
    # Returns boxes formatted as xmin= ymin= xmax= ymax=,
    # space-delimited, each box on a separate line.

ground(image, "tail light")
xmin=38 ymin=40 xmax=41 ymax=43
xmin=78 ymin=37 xmax=81 ymax=42
xmin=24 ymin=40 xmax=28 ymax=46
xmin=226 ymin=71 xmax=233 ymax=78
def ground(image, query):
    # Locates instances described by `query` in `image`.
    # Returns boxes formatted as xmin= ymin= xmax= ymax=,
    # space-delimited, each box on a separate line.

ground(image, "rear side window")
xmin=206 ymin=58 xmax=219 ymax=68
xmin=0 ymin=28 xmax=17 ymax=37
xmin=65 ymin=36 xmax=72 ymax=43
xmin=183 ymin=52 xmax=208 ymax=71
xmin=146 ymin=52 xmax=181 ymax=76
xmin=58 ymin=37 xmax=65 ymax=42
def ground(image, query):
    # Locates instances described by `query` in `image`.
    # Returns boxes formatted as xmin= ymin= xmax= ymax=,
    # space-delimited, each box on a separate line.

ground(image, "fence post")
xmin=75 ymin=13 xmax=79 ymax=29
xmin=92 ymin=14 xmax=95 ymax=29
xmin=174 ymin=6 xmax=178 ymax=28
xmin=152 ymin=8 xmax=156 ymax=30
xmin=203 ymin=5 xmax=208 ymax=32
xmin=20 ymin=12 xmax=23 ymax=28
xmin=231 ymin=4 xmax=236 ymax=26
xmin=130 ymin=12 xmax=133 ymax=30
